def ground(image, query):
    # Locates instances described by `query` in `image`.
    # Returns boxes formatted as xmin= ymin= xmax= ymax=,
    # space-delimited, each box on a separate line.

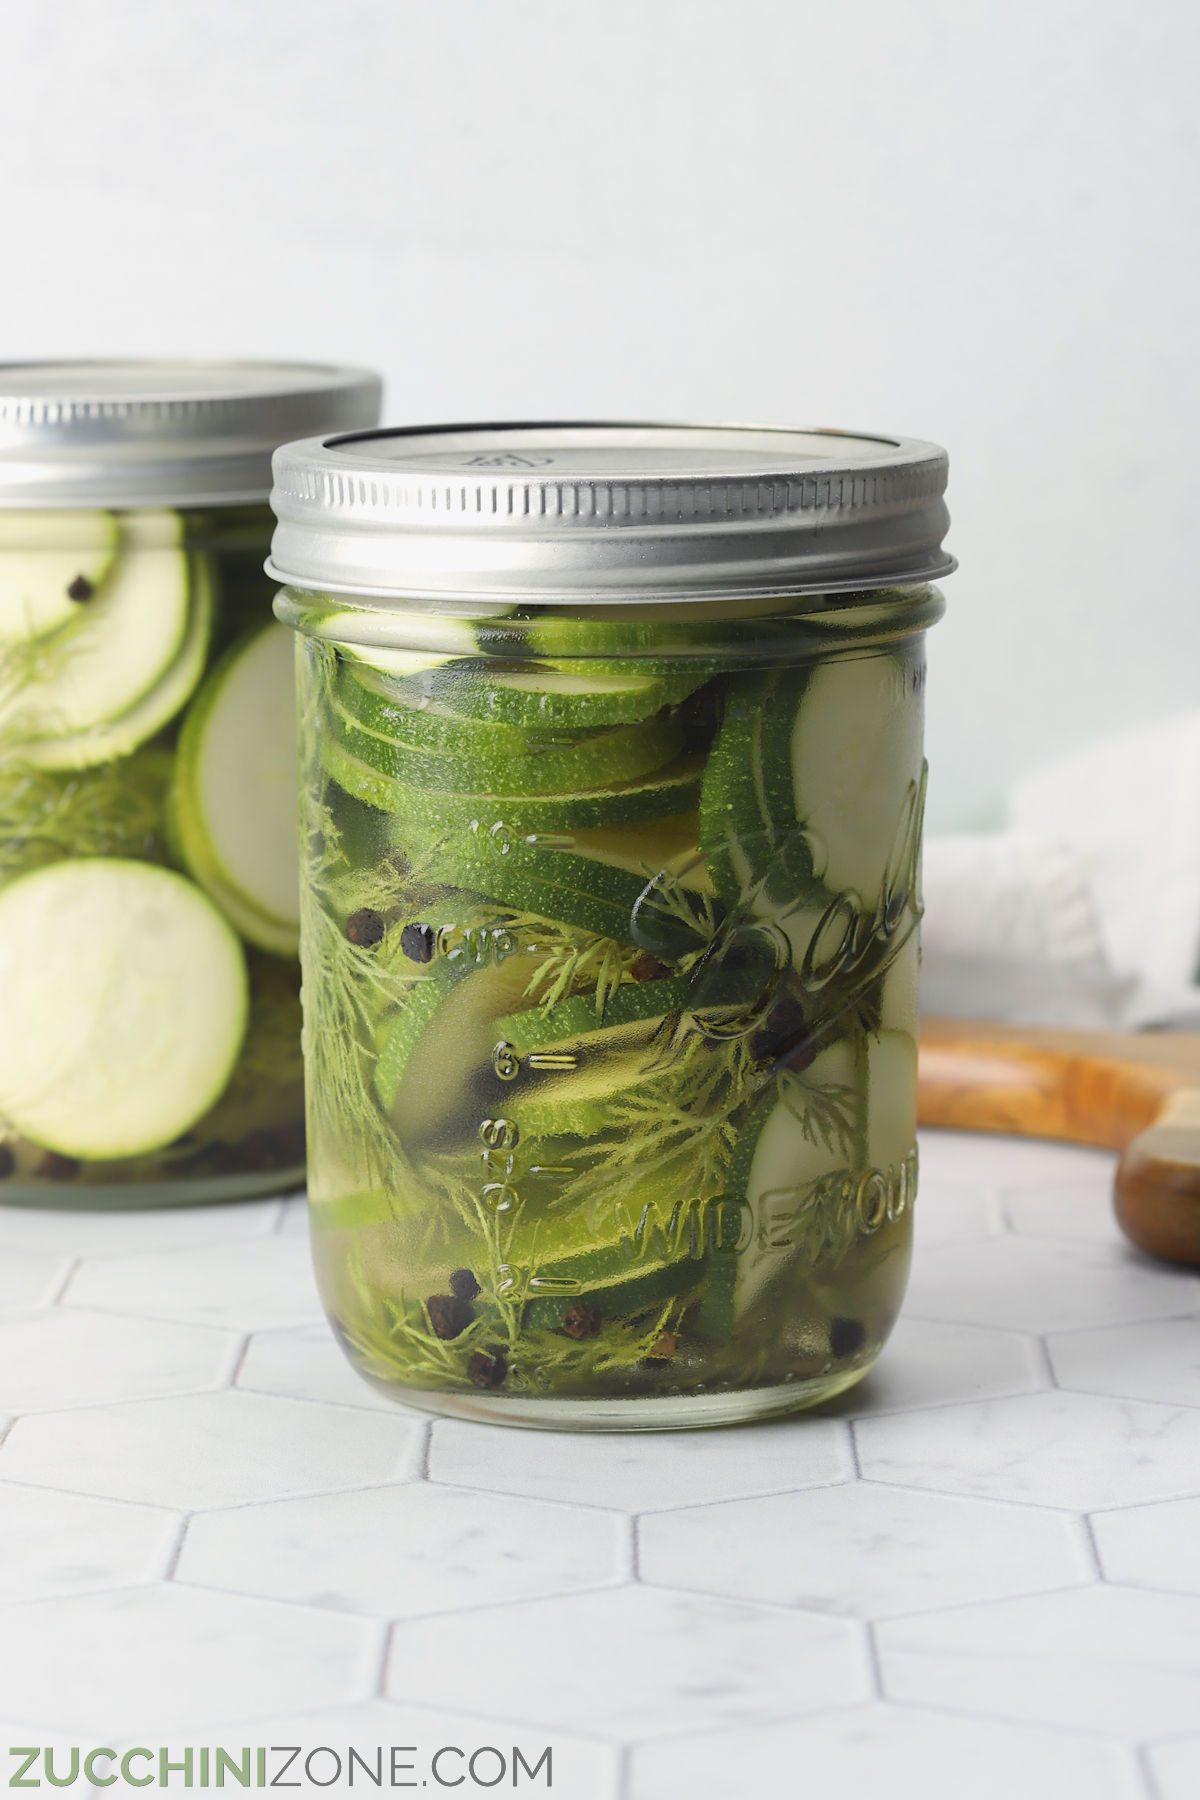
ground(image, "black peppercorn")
xmin=426 ymin=1294 xmax=474 ymax=1340
xmin=749 ymin=995 xmax=810 ymax=1065
xmin=561 ymin=1301 xmax=602 ymax=1340
xmin=345 ymin=907 xmax=385 ymax=948
xmin=66 ymin=574 xmax=94 ymax=602
xmin=467 ymin=1349 xmax=507 ymax=1388
xmin=400 ymin=921 xmax=437 ymax=964
xmin=629 ymin=951 xmax=669 ymax=983
xmin=829 ymin=1316 xmax=866 ymax=1359
xmin=449 ymin=1268 xmax=481 ymax=1301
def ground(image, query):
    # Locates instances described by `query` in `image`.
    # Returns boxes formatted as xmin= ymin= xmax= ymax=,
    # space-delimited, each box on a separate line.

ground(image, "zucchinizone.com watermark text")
xmin=6 ymin=1744 xmax=554 ymax=1788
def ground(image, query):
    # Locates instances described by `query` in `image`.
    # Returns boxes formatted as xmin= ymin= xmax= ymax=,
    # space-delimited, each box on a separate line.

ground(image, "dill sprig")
xmin=519 ymin=922 xmax=630 ymax=1016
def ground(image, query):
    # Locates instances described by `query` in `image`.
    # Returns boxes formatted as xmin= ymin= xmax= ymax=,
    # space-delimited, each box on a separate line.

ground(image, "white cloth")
xmin=920 ymin=712 xmax=1200 ymax=1030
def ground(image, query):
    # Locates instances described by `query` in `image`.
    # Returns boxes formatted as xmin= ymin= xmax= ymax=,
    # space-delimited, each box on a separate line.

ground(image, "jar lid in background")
xmin=0 ymin=360 xmax=383 ymax=507
xmin=268 ymin=421 xmax=953 ymax=603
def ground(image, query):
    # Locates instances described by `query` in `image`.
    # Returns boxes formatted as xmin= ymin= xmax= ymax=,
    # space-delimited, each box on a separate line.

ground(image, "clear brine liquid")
xmin=297 ymin=620 xmax=926 ymax=1408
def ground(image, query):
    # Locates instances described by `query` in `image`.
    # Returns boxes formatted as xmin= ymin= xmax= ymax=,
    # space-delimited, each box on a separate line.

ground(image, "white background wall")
xmin=3 ymin=0 xmax=1197 ymax=830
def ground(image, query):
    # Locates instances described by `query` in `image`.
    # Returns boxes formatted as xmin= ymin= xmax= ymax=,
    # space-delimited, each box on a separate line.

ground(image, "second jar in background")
xmin=0 ymin=361 xmax=381 ymax=1203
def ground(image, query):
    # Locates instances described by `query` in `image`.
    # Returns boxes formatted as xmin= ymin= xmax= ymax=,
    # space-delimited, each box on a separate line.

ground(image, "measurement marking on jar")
xmin=527 ymin=1051 xmax=578 ymax=1071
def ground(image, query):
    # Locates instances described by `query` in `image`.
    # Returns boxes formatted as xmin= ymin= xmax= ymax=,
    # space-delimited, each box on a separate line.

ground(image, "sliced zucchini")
xmin=563 ymin=813 xmax=709 ymax=887
xmin=0 ymin=858 xmax=247 ymax=1159
xmin=301 ymin=607 xmax=495 ymax=682
xmin=171 ymin=622 xmax=300 ymax=955
xmin=327 ymin=737 xmax=705 ymax=832
xmin=0 ymin=544 xmax=211 ymax=769
xmin=521 ymin=1225 xmax=705 ymax=1330
xmin=119 ymin=508 xmax=186 ymax=551
xmin=697 ymin=1039 xmax=857 ymax=1339
xmin=700 ymin=1027 xmax=917 ymax=1342
xmin=699 ymin=668 xmax=813 ymax=904
xmin=373 ymin=956 xmax=535 ymax=1146
xmin=331 ymin=701 xmax=684 ymax=798
xmin=172 ymin=857 xmax=300 ymax=960
xmin=498 ymin=966 xmax=761 ymax=1138
xmin=865 ymin=1027 xmax=919 ymax=1176
xmin=336 ymin=665 xmax=568 ymax=763
xmin=879 ymin=928 xmax=920 ymax=1034
xmin=423 ymin=832 xmax=656 ymax=942
xmin=788 ymin=651 xmax=923 ymax=906
xmin=430 ymin=658 xmax=696 ymax=729
xmin=0 ymin=510 xmax=119 ymax=643
xmin=498 ymin=973 xmax=696 ymax=1055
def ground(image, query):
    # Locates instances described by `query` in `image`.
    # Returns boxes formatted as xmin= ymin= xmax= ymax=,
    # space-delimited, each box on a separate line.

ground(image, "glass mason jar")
xmin=270 ymin=423 xmax=953 ymax=1428
xmin=0 ymin=360 xmax=381 ymax=1204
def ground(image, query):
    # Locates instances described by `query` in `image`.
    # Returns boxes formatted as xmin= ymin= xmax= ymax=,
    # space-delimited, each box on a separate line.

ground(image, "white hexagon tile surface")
xmin=0 ymin=1128 xmax=1196 ymax=1800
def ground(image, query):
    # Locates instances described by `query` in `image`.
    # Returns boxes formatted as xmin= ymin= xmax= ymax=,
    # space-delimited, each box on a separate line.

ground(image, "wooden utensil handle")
xmin=1115 ymin=1091 xmax=1200 ymax=1265
xmin=917 ymin=1018 xmax=1200 ymax=1267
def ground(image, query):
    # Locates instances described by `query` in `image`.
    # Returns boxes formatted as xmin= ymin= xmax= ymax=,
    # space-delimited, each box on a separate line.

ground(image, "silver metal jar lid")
xmin=267 ymin=421 xmax=953 ymax=603
xmin=0 ymin=360 xmax=383 ymax=507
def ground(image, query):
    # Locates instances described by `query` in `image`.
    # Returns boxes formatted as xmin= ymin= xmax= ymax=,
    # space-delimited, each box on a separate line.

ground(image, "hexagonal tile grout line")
xmin=862 ymin=1618 xmax=886 ymax=1700
xmin=887 ymin=1312 xmax=1046 ymax=1339
xmin=611 ymin=1695 xmax=891 ymax=1766
xmin=421 ymin=1463 xmax=796 ymax=1517
xmin=1041 ymin=1304 xmax=1200 ymax=1341
xmin=861 ymin=1457 xmax=1200 ymax=1515
xmin=223 ymin=1330 xmax=253 ymax=1389
xmin=0 ymin=1465 xmax=437 ymax=1517
xmin=1028 ymin=1331 xmax=1060 ymax=1389
xmin=860 ymin=1685 xmax=1167 ymax=1752
xmin=365 ymin=1613 xmax=393 ymax=1701
xmin=630 ymin=1568 xmax=1100 ymax=1630
xmin=156 ymin=1512 xmax=191 ymax=1582
xmin=619 ymin=1512 xmax=638 ymax=1583
xmin=1136 ymin=1739 xmax=1167 ymax=1800
xmin=344 ymin=1576 xmax=638 ymax=1631
xmin=1071 ymin=1508 xmax=1106 ymax=1582
xmin=381 ymin=1611 xmax=668 ymax=1744
xmin=46 ymin=1257 xmax=80 ymax=1306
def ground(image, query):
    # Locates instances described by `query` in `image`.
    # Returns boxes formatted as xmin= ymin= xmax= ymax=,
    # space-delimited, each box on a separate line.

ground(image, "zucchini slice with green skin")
xmin=423 ymin=833 xmax=656 ymax=942
xmin=0 ymin=536 xmax=211 ymax=770
xmin=497 ymin=973 xmax=696 ymax=1054
xmin=788 ymin=651 xmax=924 ymax=907
xmin=373 ymin=955 xmax=537 ymax=1146
xmin=331 ymin=700 xmax=684 ymax=798
xmin=698 ymin=1029 xmax=917 ymax=1343
xmin=498 ymin=979 xmax=691 ymax=1138
xmin=0 ymin=510 xmax=119 ymax=643
xmin=170 ymin=622 xmax=300 ymax=955
xmin=0 ymin=858 xmax=247 ymax=1159
xmin=699 ymin=667 xmax=813 ymax=904
xmin=428 ymin=658 xmax=697 ymax=729
xmin=322 ymin=608 xmax=489 ymax=670
xmin=521 ymin=1237 xmax=704 ymax=1330
xmin=337 ymin=663 xmax=563 ymax=762
xmin=327 ymin=736 xmax=705 ymax=832
xmin=695 ymin=1038 xmax=858 ymax=1341
xmin=498 ymin=966 xmax=762 ymax=1138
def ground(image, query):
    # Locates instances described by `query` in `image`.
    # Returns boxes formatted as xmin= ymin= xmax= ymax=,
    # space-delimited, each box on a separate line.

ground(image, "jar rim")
xmin=267 ymin=419 xmax=955 ymax=604
xmin=0 ymin=359 xmax=382 ymax=508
